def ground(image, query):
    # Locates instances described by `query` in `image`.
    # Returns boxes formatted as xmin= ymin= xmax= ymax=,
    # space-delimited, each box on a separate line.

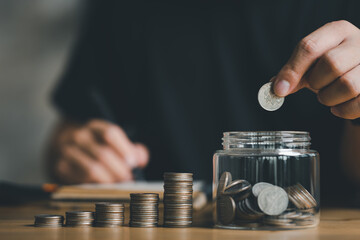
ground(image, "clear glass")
xmin=213 ymin=131 xmax=320 ymax=230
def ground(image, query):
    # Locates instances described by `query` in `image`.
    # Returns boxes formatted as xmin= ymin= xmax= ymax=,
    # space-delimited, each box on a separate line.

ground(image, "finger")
xmin=274 ymin=20 xmax=357 ymax=96
xmin=55 ymin=159 xmax=87 ymax=184
xmin=318 ymin=65 xmax=360 ymax=106
xmin=331 ymin=95 xmax=360 ymax=119
xmin=90 ymin=146 xmax=133 ymax=181
xmin=134 ymin=143 xmax=150 ymax=168
xmin=307 ymin=39 xmax=360 ymax=90
xmin=87 ymin=120 xmax=139 ymax=168
xmin=72 ymin=128 xmax=133 ymax=181
xmin=62 ymin=145 xmax=114 ymax=183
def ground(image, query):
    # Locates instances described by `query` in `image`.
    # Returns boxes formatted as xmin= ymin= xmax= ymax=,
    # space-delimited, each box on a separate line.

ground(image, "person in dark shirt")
xmin=47 ymin=0 xmax=360 ymax=201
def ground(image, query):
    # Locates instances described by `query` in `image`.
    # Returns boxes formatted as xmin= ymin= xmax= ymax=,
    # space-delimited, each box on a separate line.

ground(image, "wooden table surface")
xmin=1 ymin=202 xmax=360 ymax=240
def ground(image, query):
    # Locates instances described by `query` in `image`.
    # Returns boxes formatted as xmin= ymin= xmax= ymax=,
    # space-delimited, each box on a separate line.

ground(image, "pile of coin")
xmin=163 ymin=172 xmax=193 ymax=227
xmin=129 ymin=193 xmax=159 ymax=227
xmin=263 ymin=209 xmax=316 ymax=227
xmin=95 ymin=202 xmax=125 ymax=227
xmin=236 ymin=198 xmax=263 ymax=221
xmin=65 ymin=211 xmax=94 ymax=227
xmin=287 ymin=183 xmax=317 ymax=209
xmin=34 ymin=214 xmax=64 ymax=227
xmin=216 ymin=171 xmax=318 ymax=228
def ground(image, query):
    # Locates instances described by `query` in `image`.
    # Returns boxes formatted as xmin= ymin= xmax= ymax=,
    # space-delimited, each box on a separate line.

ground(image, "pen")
xmin=90 ymin=87 xmax=145 ymax=181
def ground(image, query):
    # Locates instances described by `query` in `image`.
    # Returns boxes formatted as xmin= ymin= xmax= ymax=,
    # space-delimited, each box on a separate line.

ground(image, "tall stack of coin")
xmin=130 ymin=193 xmax=159 ymax=227
xmin=95 ymin=202 xmax=124 ymax=227
xmin=163 ymin=172 xmax=193 ymax=227
xmin=34 ymin=214 xmax=64 ymax=227
xmin=65 ymin=211 xmax=94 ymax=227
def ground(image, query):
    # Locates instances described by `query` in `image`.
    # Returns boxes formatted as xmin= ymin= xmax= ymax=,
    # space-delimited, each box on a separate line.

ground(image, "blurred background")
xmin=0 ymin=0 xmax=83 ymax=184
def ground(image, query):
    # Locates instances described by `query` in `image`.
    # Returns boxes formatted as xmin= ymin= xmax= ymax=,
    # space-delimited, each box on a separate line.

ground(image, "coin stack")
xmin=216 ymin=172 xmax=318 ymax=228
xmin=34 ymin=214 xmax=64 ymax=227
xmin=95 ymin=202 xmax=125 ymax=227
xmin=287 ymin=183 xmax=317 ymax=209
xmin=65 ymin=211 xmax=94 ymax=227
xmin=130 ymin=193 xmax=159 ymax=227
xmin=163 ymin=172 xmax=193 ymax=228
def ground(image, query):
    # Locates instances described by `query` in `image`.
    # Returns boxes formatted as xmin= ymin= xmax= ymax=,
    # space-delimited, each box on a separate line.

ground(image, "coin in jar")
xmin=223 ymin=179 xmax=251 ymax=201
xmin=258 ymin=82 xmax=285 ymax=111
xmin=252 ymin=182 xmax=273 ymax=197
xmin=257 ymin=186 xmax=288 ymax=216
xmin=217 ymin=196 xmax=236 ymax=225
xmin=217 ymin=172 xmax=232 ymax=196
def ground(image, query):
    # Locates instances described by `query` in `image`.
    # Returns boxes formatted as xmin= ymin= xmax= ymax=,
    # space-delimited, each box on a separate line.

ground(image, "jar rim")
xmin=223 ymin=131 xmax=309 ymax=136
xmin=222 ymin=131 xmax=311 ymax=150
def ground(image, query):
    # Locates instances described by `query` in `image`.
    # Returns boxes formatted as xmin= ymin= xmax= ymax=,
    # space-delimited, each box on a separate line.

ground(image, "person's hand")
xmin=273 ymin=20 xmax=360 ymax=119
xmin=53 ymin=119 xmax=149 ymax=184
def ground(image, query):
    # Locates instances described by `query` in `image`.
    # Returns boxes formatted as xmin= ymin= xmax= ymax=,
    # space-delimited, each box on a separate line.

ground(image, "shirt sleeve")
xmin=51 ymin=0 xmax=117 ymax=123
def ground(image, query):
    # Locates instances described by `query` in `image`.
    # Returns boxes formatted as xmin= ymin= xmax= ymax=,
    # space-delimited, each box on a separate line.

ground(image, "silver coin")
xmin=257 ymin=186 xmax=289 ymax=216
xmin=258 ymin=82 xmax=285 ymax=111
xmin=252 ymin=182 xmax=273 ymax=197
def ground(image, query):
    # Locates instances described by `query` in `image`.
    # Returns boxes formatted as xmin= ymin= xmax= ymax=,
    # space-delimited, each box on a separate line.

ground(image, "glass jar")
xmin=213 ymin=131 xmax=320 ymax=230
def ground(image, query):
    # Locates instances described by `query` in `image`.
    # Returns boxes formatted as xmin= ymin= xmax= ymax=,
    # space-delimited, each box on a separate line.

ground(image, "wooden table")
xmin=1 ymin=202 xmax=360 ymax=240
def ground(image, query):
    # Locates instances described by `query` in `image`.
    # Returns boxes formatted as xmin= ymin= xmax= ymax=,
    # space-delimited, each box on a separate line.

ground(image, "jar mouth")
xmin=222 ymin=131 xmax=311 ymax=150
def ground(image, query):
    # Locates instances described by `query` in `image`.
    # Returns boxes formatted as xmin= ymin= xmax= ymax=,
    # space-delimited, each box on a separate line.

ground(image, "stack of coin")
xmin=95 ymin=202 xmax=125 ymax=227
xmin=130 ymin=193 xmax=159 ymax=227
xmin=163 ymin=172 xmax=193 ymax=227
xmin=65 ymin=211 xmax=94 ymax=227
xmin=34 ymin=214 xmax=64 ymax=227
xmin=287 ymin=183 xmax=317 ymax=209
xmin=164 ymin=172 xmax=193 ymax=227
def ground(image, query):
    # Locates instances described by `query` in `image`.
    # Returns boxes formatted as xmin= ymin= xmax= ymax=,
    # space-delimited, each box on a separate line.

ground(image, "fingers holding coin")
xmin=269 ymin=20 xmax=360 ymax=119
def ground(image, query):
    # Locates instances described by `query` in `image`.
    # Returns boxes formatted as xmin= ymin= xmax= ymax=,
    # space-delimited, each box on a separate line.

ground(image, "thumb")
xmin=134 ymin=143 xmax=149 ymax=168
xmin=272 ymin=21 xmax=352 ymax=97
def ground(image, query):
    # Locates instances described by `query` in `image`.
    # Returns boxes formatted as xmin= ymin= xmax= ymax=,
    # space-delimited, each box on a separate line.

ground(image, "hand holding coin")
xmin=271 ymin=20 xmax=360 ymax=119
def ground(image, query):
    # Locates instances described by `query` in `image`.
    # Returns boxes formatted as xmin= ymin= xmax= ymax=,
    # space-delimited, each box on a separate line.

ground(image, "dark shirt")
xmin=52 ymin=0 xmax=360 ymax=200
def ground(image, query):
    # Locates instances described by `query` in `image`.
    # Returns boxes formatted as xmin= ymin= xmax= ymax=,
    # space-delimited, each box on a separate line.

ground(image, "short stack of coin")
xmin=287 ymin=183 xmax=317 ymax=209
xmin=95 ymin=202 xmax=124 ymax=227
xmin=130 ymin=193 xmax=159 ymax=227
xmin=65 ymin=211 xmax=94 ymax=227
xmin=163 ymin=172 xmax=193 ymax=227
xmin=34 ymin=214 xmax=64 ymax=227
